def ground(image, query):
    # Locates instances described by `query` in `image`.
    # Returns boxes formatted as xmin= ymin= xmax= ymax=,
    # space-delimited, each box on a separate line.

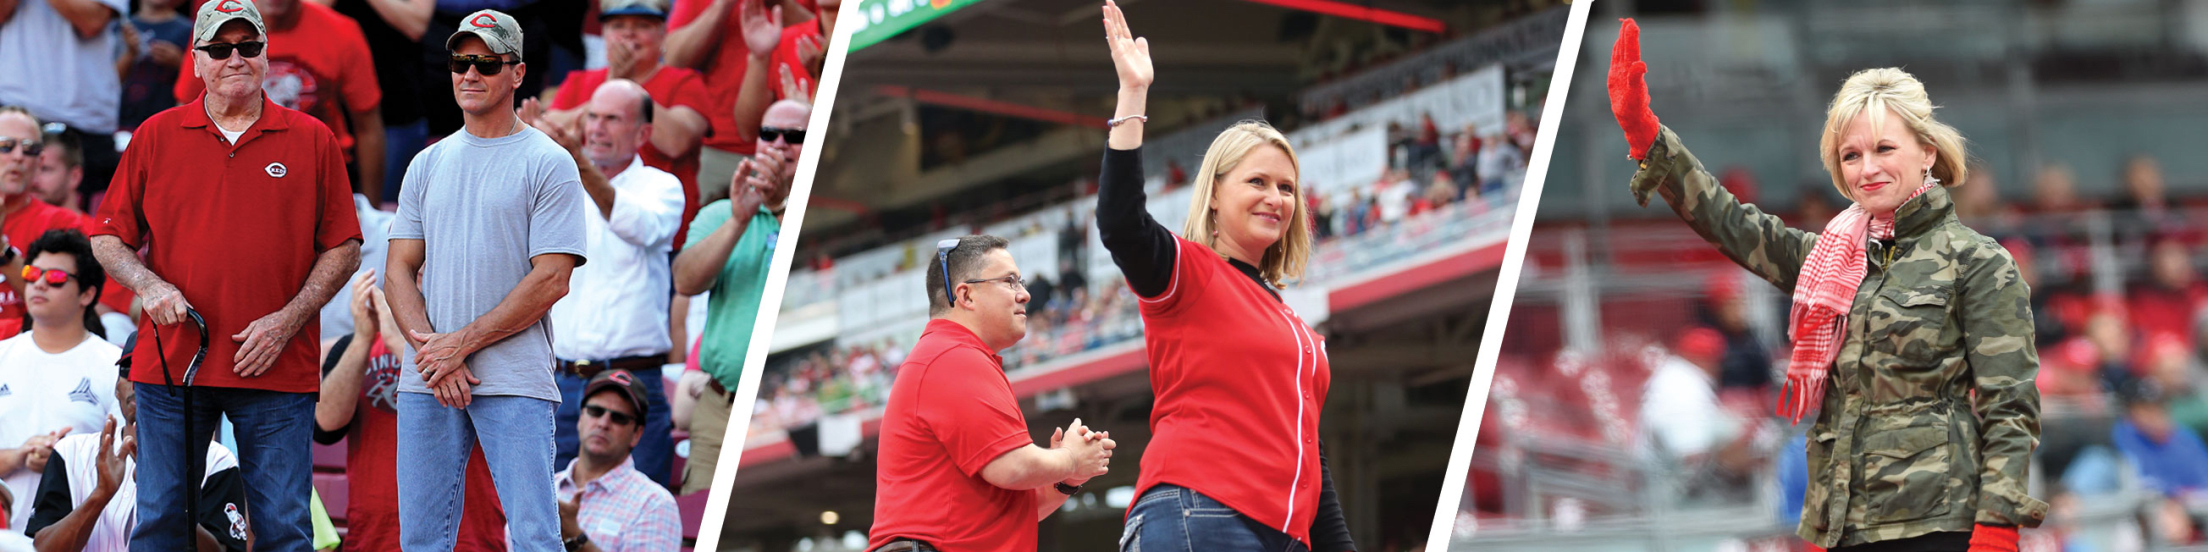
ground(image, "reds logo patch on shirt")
xmin=265 ymin=162 xmax=288 ymax=178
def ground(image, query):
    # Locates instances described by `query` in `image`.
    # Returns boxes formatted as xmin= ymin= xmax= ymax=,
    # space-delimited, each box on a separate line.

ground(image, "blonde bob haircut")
xmin=1183 ymin=120 xmax=1311 ymax=288
xmin=1818 ymin=68 xmax=1970 ymax=201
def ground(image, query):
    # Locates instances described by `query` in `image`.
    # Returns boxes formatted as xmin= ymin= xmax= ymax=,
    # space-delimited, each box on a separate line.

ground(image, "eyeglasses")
xmin=963 ymin=273 xmax=1026 ymax=292
xmin=448 ymin=54 xmax=522 ymax=76
xmin=582 ymin=404 xmax=637 ymax=426
xmin=759 ymin=127 xmax=806 ymax=145
xmin=195 ymin=41 xmax=265 ymax=60
xmin=21 ymin=266 xmax=76 ymax=287
xmin=0 ymin=137 xmax=42 ymax=157
xmin=935 ymin=238 xmax=959 ymax=303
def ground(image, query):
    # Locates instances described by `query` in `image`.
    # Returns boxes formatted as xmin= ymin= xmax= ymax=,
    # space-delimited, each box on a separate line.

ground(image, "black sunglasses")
xmin=582 ymin=404 xmax=637 ymax=426
xmin=449 ymin=54 xmax=522 ymax=76
xmin=195 ymin=41 xmax=265 ymax=60
xmin=759 ymin=126 xmax=806 ymax=145
xmin=0 ymin=137 xmax=41 ymax=157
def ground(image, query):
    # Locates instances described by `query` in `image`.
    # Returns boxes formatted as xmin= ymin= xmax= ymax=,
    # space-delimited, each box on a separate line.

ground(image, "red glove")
xmin=1969 ymin=524 xmax=2020 ymax=552
xmin=1608 ymin=18 xmax=1660 ymax=160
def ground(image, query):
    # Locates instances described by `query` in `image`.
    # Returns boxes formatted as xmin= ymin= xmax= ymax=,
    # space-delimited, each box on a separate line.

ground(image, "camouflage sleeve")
xmin=1957 ymin=243 xmax=2049 ymax=527
xmin=1629 ymin=125 xmax=1818 ymax=293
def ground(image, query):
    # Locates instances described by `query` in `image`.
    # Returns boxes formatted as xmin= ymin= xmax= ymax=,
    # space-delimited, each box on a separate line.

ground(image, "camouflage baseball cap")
xmin=446 ymin=9 xmax=524 ymax=61
xmin=600 ymin=0 xmax=669 ymax=20
xmin=192 ymin=0 xmax=267 ymax=45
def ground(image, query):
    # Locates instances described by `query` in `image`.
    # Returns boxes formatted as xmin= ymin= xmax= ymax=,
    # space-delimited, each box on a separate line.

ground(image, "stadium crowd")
xmin=0 ymin=0 xmax=834 ymax=548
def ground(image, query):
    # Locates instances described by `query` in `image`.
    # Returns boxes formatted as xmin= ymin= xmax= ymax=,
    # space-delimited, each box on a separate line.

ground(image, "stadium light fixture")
xmin=1236 ymin=0 xmax=1446 ymax=34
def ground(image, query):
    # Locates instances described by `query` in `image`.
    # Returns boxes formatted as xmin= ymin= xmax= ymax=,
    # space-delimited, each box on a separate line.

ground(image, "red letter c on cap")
xmin=215 ymin=0 xmax=246 ymax=12
xmin=469 ymin=13 xmax=498 ymax=27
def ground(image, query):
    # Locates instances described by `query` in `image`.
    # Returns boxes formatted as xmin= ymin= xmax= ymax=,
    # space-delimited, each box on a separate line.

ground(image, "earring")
xmin=1923 ymin=169 xmax=1940 ymax=188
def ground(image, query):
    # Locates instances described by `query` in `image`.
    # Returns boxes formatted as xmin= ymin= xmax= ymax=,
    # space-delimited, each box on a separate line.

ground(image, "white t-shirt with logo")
xmin=0 ymin=332 xmax=122 ymax=534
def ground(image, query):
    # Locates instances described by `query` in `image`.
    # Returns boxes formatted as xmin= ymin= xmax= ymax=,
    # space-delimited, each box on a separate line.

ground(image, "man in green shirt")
xmin=671 ymin=98 xmax=805 ymax=495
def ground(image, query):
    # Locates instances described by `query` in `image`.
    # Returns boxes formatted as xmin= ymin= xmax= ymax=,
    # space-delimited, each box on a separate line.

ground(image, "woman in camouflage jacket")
xmin=1608 ymin=21 xmax=2047 ymax=552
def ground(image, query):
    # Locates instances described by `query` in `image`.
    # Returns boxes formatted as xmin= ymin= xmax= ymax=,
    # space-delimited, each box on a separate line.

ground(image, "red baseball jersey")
xmin=1130 ymin=236 xmax=1331 ymax=546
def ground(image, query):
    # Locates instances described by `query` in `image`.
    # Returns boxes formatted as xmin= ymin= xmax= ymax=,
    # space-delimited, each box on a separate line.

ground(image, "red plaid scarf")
xmin=1779 ymin=179 xmax=1939 ymax=424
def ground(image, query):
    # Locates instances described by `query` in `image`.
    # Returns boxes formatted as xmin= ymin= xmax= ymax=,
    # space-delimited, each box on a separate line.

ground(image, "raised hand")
xmin=796 ymin=33 xmax=826 ymax=82
xmin=93 ymin=418 xmax=134 ymax=497
xmin=730 ymin=160 xmax=771 ymax=216
xmin=777 ymin=64 xmax=812 ymax=102
xmin=739 ymin=0 xmax=783 ymax=58
xmin=1608 ymin=18 xmax=1659 ymax=163
xmin=559 ymin=494 xmax=585 ymax=542
xmin=1101 ymin=0 xmax=1153 ymax=91
xmin=349 ymin=270 xmax=379 ymax=342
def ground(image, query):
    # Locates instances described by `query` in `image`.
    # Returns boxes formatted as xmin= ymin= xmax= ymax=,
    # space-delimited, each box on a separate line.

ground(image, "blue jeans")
xmin=1121 ymin=485 xmax=1309 ymax=552
xmin=131 ymin=384 xmax=315 ymax=552
xmin=555 ymin=369 xmax=672 ymax=487
xmin=396 ymin=392 xmax=562 ymax=552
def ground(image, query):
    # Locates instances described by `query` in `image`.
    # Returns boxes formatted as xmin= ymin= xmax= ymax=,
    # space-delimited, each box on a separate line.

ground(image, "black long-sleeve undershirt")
xmin=1097 ymin=146 xmax=1354 ymax=551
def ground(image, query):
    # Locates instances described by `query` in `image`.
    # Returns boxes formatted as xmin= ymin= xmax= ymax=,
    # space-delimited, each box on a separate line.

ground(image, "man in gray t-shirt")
xmin=382 ymin=10 xmax=586 ymax=552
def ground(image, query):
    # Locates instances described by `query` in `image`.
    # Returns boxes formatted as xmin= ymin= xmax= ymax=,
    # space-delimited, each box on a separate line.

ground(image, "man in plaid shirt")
xmin=553 ymin=370 xmax=681 ymax=551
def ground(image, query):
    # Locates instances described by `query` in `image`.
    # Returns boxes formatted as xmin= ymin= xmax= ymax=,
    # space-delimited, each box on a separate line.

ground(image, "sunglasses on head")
xmin=195 ymin=41 xmax=265 ymax=60
xmin=759 ymin=127 xmax=806 ymax=145
xmin=582 ymin=404 xmax=637 ymax=426
xmin=449 ymin=54 xmax=521 ymax=76
xmin=936 ymin=238 xmax=960 ymax=302
xmin=21 ymin=266 xmax=76 ymax=287
xmin=0 ymin=137 xmax=41 ymax=157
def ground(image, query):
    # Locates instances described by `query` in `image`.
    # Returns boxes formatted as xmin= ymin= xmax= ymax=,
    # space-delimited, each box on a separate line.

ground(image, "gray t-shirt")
xmin=389 ymin=125 xmax=587 ymax=402
xmin=0 ymin=0 xmax=128 ymax=133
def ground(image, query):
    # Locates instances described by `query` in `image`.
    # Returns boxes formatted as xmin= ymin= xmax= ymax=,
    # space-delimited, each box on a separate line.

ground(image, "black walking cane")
xmin=153 ymin=309 xmax=210 ymax=547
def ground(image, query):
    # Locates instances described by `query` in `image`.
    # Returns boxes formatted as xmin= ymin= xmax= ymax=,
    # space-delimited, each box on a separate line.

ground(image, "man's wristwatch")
xmin=563 ymin=533 xmax=591 ymax=552
xmin=1054 ymin=481 xmax=1082 ymax=495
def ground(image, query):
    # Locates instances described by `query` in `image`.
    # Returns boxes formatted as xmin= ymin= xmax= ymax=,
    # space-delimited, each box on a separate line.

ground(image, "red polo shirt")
xmin=1131 ymin=236 xmax=1330 ymax=546
xmin=870 ymin=318 xmax=1037 ymax=552
xmin=669 ymin=0 xmax=755 ymax=156
xmin=91 ymin=96 xmax=363 ymax=394
xmin=550 ymin=66 xmax=712 ymax=251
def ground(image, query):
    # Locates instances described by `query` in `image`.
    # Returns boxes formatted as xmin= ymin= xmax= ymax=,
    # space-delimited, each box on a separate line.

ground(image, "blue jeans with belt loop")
xmin=1121 ymin=484 xmax=1309 ymax=552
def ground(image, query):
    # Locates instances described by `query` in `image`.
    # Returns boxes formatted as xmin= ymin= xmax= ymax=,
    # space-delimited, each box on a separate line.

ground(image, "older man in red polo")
xmin=87 ymin=0 xmax=361 ymax=549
